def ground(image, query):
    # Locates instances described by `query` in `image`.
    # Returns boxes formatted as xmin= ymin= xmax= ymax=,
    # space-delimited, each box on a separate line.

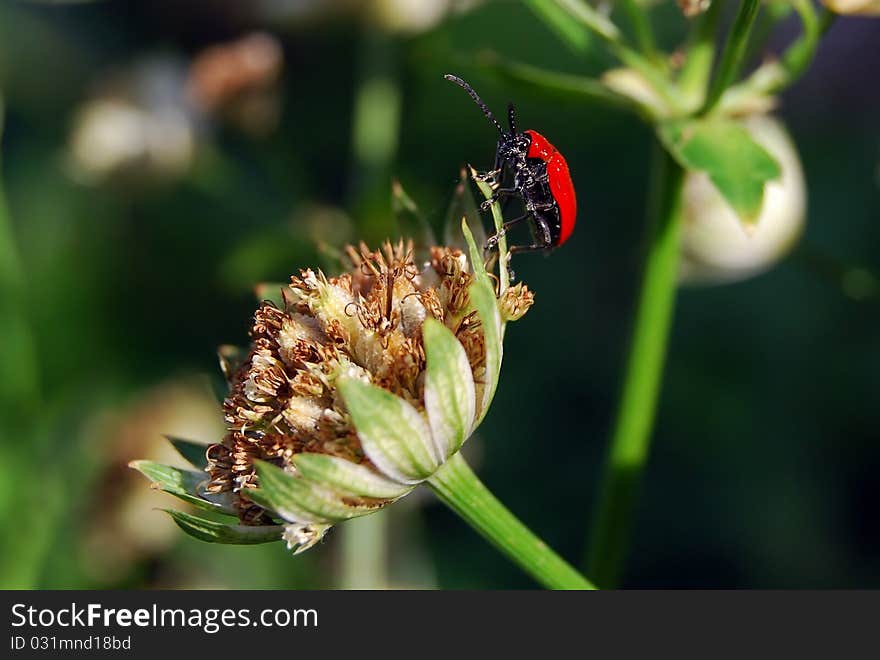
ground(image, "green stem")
xmin=719 ymin=3 xmax=834 ymax=106
xmin=678 ymin=0 xmax=721 ymax=106
xmin=477 ymin=51 xmax=639 ymax=115
xmin=0 ymin=99 xmax=48 ymax=589
xmin=621 ymin=0 xmax=656 ymax=59
xmin=552 ymin=0 xmax=681 ymax=111
xmin=428 ymin=454 xmax=595 ymax=590
xmin=524 ymin=0 xmax=593 ymax=55
xmin=700 ymin=0 xmax=761 ymax=115
xmin=772 ymin=2 xmax=835 ymax=93
xmin=586 ymin=140 xmax=684 ymax=588
xmin=338 ymin=511 xmax=389 ymax=589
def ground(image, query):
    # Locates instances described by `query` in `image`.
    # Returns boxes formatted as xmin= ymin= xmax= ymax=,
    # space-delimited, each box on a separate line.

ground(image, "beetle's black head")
xmin=495 ymin=130 xmax=530 ymax=164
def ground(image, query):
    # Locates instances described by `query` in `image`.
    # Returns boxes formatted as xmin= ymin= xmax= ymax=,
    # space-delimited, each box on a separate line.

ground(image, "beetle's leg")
xmin=480 ymin=187 xmax=519 ymax=211
xmin=506 ymin=216 xmax=553 ymax=255
xmin=485 ymin=213 xmax=531 ymax=250
xmin=473 ymin=167 xmax=503 ymax=187
xmin=508 ymin=243 xmax=551 ymax=255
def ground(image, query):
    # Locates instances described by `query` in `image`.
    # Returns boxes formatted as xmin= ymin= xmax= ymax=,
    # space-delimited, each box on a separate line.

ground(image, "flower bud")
xmin=679 ymin=115 xmax=806 ymax=285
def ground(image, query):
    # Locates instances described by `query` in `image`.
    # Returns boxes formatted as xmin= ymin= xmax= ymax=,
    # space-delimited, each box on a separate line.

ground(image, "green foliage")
xmin=129 ymin=460 xmax=237 ymax=516
xmin=166 ymin=436 xmax=211 ymax=470
xmin=337 ymin=377 xmax=436 ymax=482
xmin=523 ymin=0 xmax=594 ymax=54
xmin=292 ymin=453 xmax=410 ymax=499
xmin=251 ymin=460 xmax=381 ymax=522
xmin=163 ymin=509 xmax=282 ymax=545
xmin=659 ymin=118 xmax=781 ymax=223
xmin=423 ymin=318 xmax=476 ymax=454
xmin=460 ymin=218 xmax=504 ymax=427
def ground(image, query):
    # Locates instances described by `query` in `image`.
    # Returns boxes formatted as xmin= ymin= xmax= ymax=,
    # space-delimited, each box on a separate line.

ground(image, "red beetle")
xmin=444 ymin=74 xmax=576 ymax=254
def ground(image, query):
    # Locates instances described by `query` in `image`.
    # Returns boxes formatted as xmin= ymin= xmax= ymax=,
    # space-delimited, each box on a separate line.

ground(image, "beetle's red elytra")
xmin=444 ymin=74 xmax=577 ymax=254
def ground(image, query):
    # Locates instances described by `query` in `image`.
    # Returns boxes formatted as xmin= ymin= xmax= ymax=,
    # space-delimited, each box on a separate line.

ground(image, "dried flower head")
xmin=132 ymin=223 xmax=533 ymax=552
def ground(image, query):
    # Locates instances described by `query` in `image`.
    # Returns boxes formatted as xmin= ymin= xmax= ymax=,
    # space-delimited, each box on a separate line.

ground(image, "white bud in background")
xmin=66 ymin=58 xmax=195 ymax=184
xmin=821 ymin=0 xmax=880 ymax=15
xmin=679 ymin=115 xmax=806 ymax=285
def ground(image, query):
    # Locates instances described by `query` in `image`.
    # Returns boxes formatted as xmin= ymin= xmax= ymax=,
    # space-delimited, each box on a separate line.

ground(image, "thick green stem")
xmin=586 ymin=140 xmax=684 ymax=588
xmin=700 ymin=0 xmax=761 ymax=115
xmin=428 ymin=453 xmax=595 ymax=590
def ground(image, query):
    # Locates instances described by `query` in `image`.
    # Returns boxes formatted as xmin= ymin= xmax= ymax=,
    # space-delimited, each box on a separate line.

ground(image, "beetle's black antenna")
xmin=507 ymin=103 xmax=517 ymax=135
xmin=444 ymin=74 xmax=505 ymax=136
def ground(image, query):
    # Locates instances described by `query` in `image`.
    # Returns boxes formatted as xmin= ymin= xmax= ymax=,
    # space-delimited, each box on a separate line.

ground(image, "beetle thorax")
xmin=495 ymin=132 xmax=530 ymax=167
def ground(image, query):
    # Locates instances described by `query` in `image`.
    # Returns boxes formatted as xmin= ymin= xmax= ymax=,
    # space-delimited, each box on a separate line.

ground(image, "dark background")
xmin=0 ymin=0 xmax=878 ymax=589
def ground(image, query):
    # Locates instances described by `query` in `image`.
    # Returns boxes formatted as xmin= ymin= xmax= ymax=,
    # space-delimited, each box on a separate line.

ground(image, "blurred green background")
xmin=0 ymin=0 xmax=878 ymax=589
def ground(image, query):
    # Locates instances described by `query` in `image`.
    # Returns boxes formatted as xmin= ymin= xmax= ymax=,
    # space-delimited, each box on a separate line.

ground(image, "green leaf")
xmin=129 ymin=460 xmax=237 ymax=515
xmin=467 ymin=275 xmax=503 ymax=429
xmin=423 ymin=318 xmax=476 ymax=456
xmin=337 ymin=377 xmax=437 ymax=483
xmin=252 ymin=460 xmax=384 ymax=523
xmin=659 ymin=118 xmax=781 ymax=223
xmin=292 ymin=453 xmax=412 ymax=499
xmin=162 ymin=509 xmax=282 ymax=545
xmin=444 ymin=167 xmax=487 ymax=254
xmin=461 ymin=216 xmax=491 ymax=287
xmin=165 ymin=435 xmax=210 ymax=470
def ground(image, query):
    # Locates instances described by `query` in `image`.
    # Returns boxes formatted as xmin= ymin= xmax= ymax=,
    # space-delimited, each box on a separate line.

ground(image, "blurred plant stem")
xmin=338 ymin=22 xmax=402 ymax=587
xmin=587 ymin=141 xmax=684 ymax=588
xmin=700 ymin=0 xmax=761 ymax=115
xmin=429 ymin=454 xmax=595 ymax=590
xmin=779 ymin=0 xmax=833 ymax=88
xmin=338 ymin=512 xmax=389 ymax=589
xmin=734 ymin=1 xmax=835 ymax=97
xmin=349 ymin=25 xmax=401 ymax=243
xmin=678 ymin=0 xmax=720 ymax=103
xmin=0 ymin=100 xmax=41 ymax=410
xmin=477 ymin=51 xmax=640 ymax=114
xmin=0 ymin=100 xmax=53 ymax=588
xmin=621 ymin=0 xmax=656 ymax=60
